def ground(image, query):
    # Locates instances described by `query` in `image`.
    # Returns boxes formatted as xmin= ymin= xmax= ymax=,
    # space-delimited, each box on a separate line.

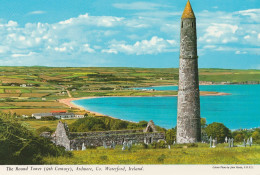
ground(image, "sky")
xmin=0 ymin=0 xmax=259 ymax=69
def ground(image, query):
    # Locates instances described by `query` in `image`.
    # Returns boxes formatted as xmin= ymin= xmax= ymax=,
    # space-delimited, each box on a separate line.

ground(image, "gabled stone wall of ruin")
xmin=52 ymin=121 xmax=71 ymax=151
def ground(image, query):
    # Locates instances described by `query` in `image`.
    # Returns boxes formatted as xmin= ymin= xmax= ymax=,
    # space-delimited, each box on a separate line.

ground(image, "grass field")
xmin=0 ymin=108 xmax=70 ymax=115
xmin=43 ymin=143 xmax=260 ymax=164
xmin=22 ymin=119 xmax=78 ymax=130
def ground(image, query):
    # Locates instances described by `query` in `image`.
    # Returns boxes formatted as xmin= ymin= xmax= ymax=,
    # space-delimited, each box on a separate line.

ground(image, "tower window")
xmin=181 ymin=22 xmax=183 ymax=28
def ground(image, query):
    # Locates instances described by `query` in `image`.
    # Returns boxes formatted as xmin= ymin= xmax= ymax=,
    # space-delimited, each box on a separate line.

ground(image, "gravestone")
xmin=127 ymin=141 xmax=132 ymax=149
xmin=111 ymin=141 xmax=116 ymax=149
xmin=247 ymin=138 xmax=250 ymax=145
xmin=82 ymin=143 xmax=86 ymax=151
xmin=209 ymin=136 xmax=212 ymax=148
xmin=228 ymin=138 xmax=231 ymax=148
xmin=168 ymin=145 xmax=171 ymax=149
xmin=212 ymin=139 xmax=216 ymax=148
xmin=122 ymin=141 xmax=127 ymax=151
xmin=250 ymin=137 xmax=253 ymax=144
xmin=225 ymin=137 xmax=228 ymax=143
xmin=103 ymin=141 xmax=107 ymax=149
xmin=243 ymin=139 xmax=246 ymax=147
xmin=231 ymin=138 xmax=234 ymax=147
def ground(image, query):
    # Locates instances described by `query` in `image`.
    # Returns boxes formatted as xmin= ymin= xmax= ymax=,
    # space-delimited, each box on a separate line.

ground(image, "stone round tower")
xmin=177 ymin=0 xmax=201 ymax=143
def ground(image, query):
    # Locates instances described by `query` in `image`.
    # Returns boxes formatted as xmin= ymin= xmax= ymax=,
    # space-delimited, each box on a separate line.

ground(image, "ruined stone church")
xmin=49 ymin=120 xmax=165 ymax=151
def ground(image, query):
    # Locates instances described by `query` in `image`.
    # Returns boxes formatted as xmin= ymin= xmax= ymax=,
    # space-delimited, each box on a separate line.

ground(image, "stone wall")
xmin=69 ymin=129 xmax=143 ymax=139
xmin=51 ymin=120 xmax=165 ymax=151
xmin=70 ymin=132 xmax=165 ymax=150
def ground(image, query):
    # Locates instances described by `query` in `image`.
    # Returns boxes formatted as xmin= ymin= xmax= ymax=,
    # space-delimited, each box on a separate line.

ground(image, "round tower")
xmin=177 ymin=0 xmax=201 ymax=143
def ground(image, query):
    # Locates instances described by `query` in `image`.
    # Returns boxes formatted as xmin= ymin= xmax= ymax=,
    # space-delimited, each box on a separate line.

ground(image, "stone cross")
xmin=82 ymin=143 xmax=86 ymax=151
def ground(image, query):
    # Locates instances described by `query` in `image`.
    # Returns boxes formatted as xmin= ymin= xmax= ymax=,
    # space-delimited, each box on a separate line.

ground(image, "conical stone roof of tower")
xmin=181 ymin=0 xmax=195 ymax=19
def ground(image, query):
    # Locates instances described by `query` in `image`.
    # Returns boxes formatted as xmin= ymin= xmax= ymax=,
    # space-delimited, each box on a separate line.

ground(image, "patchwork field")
xmin=0 ymin=67 xmax=259 ymax=116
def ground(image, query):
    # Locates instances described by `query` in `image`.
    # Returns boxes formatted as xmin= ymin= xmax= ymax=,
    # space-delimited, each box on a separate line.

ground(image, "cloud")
xmin=11 ymin=52 xmax=36 ymax=58
xmin=235 ymin=50 xmax=247 ymax=55
xmin=58 ymin=13 xmax=124 ymax=27
xmin=113 ymin=2 xmax=170 ymax=10
xmin=199 ymin=23 xmax=238 ymax=44
xmin=28 ymin=11 xmax=46 ymax=15
xmin=236 ymin=9 xmax=260 ymax=22
xmin=102 ymin=36 xmax=176 ymax=55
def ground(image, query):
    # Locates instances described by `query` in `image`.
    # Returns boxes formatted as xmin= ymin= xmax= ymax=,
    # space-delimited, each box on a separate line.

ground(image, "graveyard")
xmin=43 ymin=143 xmax=260 ymax=164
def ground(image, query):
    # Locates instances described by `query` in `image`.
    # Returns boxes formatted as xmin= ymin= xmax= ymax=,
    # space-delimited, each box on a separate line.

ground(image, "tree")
xmin=205 ymin=122 xmax=231 ymax=143
xmin=201 ymin=118 xmax=207 ymax=129
xmin=252 ymin=131 xmax=260 ymax=144
xmin=234 ymin=133 xmax=245 ymax=142
xmin=165 ymin=128 xmax=176 ymax=144
xmin=69 ymin=117 xmax=107 ymax=132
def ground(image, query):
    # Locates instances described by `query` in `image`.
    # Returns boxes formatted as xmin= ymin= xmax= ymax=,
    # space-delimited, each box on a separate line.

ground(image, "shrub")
xmin=186 ymin=143 xmax=198 ymax=147
xmin=100 ymin=155 xmax=108 ymax=160
xmin=0 ymin=113 xmax=69 ymax=164
xmin=151 ymin=140 xmax=167 ymax=149
xmin=41 ymin=116 xmax=56 ymax=121
xmin=35 ymin=126 xmax=53 ymax=135
xmin=157 ymin=154 xmax=166 ymax=163
xmin=142 ymin=143 xmax=148 ymax=149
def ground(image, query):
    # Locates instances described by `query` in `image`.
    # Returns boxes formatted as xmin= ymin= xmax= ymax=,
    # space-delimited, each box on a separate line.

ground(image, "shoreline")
xmin=58 ymin=91 xmax=230 ymax=119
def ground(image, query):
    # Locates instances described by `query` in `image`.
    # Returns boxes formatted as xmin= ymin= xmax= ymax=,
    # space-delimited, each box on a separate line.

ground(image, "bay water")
xmin=72 ymin=85 xmax=260 ymax=130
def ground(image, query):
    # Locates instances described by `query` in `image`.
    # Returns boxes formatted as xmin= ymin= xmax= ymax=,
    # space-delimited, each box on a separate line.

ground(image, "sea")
xmin=72 ymin=84 xmax=260 ymax=130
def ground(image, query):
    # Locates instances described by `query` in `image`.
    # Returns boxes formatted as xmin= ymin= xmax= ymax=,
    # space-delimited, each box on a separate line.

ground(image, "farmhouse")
xmin=32 ymin=113 xmax=53 ymax=120
xmin=32 ymin=110 xmax=75 ymax=119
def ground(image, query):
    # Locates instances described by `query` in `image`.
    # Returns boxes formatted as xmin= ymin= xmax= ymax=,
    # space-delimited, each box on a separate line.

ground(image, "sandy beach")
xmin=58 ymin=97 xmax=107 ymax=117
